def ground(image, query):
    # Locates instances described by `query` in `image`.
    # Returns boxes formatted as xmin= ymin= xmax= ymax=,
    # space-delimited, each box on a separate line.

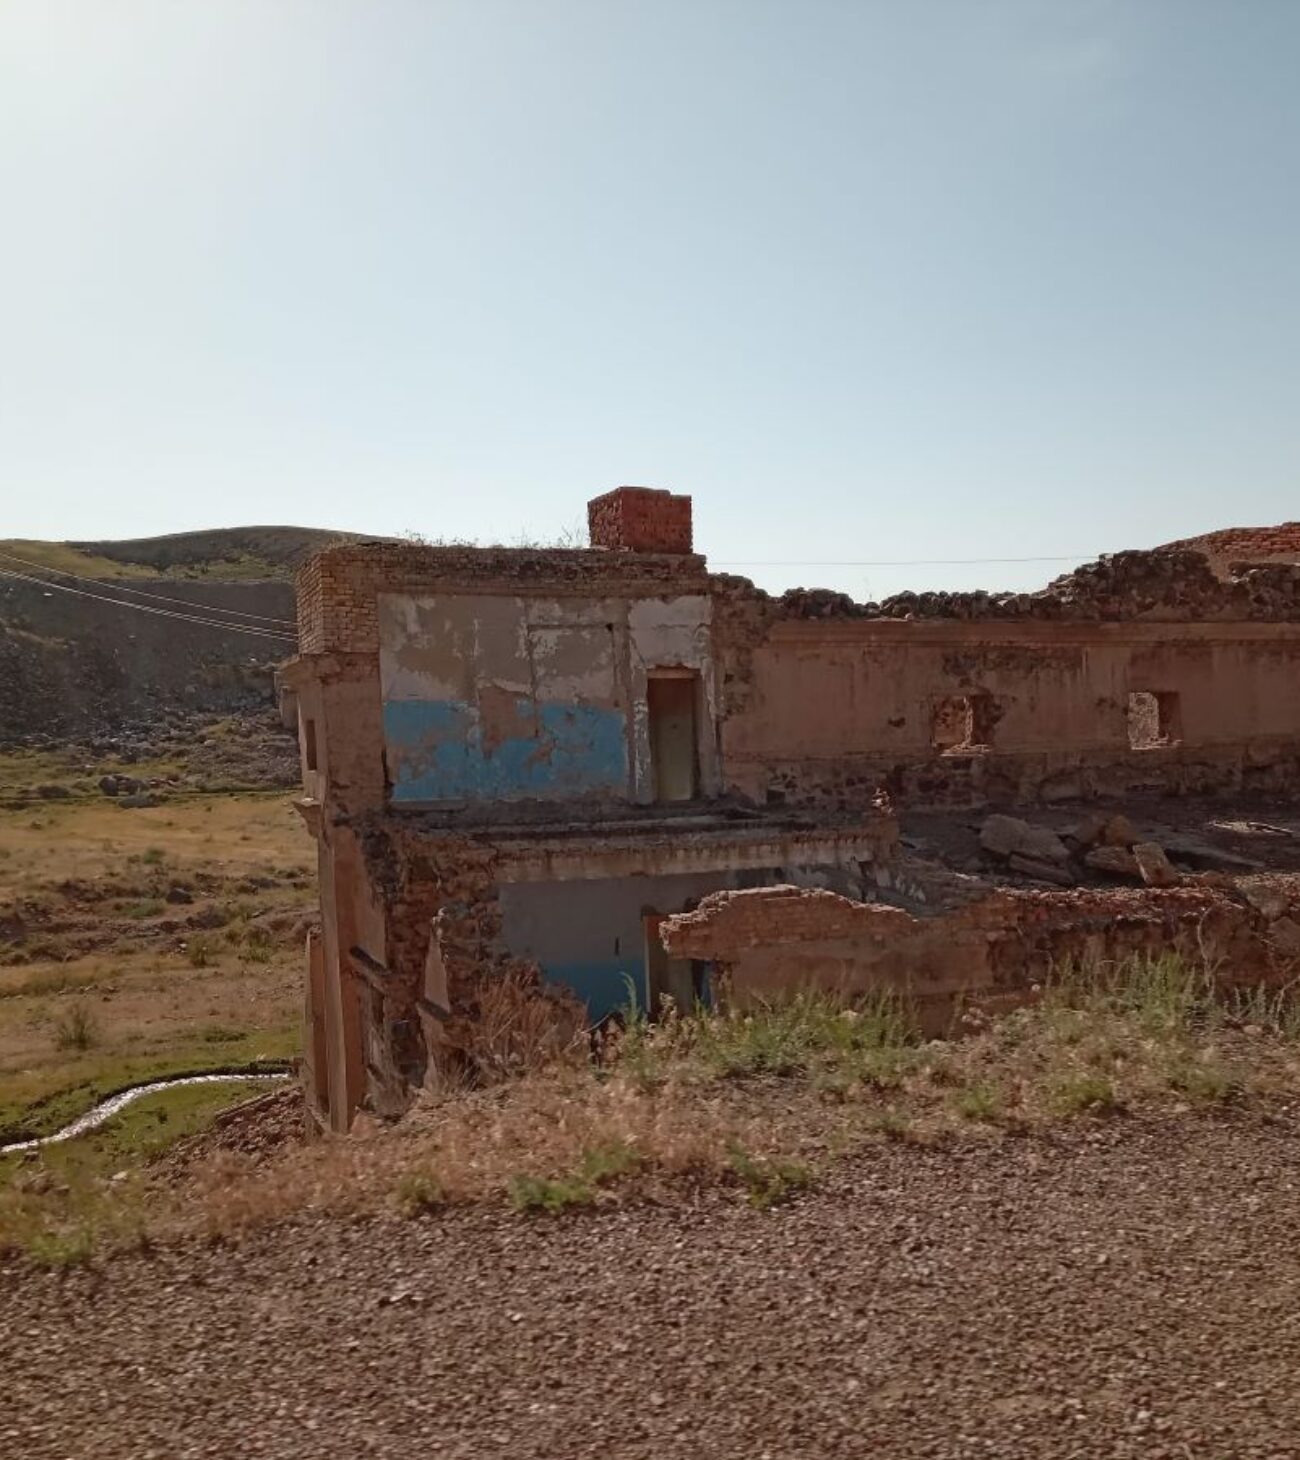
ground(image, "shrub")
xmin=53 ymin=1002 xmax=98 ymax=1052
xmin=396 ymin=1171 xmax=446 ymax=1216
xmin=1052 ymin=1072 xmax=1124 ymax=1116
xmin=240 ymin=926 xmax=274 ymax=964
xmin=578 ymin=1140 xmax=642 ymax=1186
xmin=952 ymin=1081 xmax=1003 ymax=1123
xmin=25 ymin=1227 xmax=95 ymax=1269
xmin=121 ymin=899 xmax=165 ymax=920
xmin=1166 ymin=1057 xmax=1241 ymax=1105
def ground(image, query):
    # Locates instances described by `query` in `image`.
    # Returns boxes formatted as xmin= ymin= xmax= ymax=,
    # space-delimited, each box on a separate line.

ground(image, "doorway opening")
xmin=647 ymin=671 xmax=700 ymax=802
xmin=642 ymin=908 xmax=707 ymax=1016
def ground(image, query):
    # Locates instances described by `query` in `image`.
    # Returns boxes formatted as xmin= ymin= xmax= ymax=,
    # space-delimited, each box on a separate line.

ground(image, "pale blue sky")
xmin=1 ymin=0 xmax=1297 ymax=599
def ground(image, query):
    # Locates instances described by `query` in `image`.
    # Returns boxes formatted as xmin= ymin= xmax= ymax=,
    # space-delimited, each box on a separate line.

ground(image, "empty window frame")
xmin=1127 ymin=691 xmax=1181 ymax=750
xmin=301 ymin=715 xmax=319 ymax=772
xmin=931 ymin=693 xmax=995 ymax=753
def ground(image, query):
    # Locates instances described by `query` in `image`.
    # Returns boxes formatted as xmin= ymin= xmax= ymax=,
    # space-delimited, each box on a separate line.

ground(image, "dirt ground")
xmin=3 ymin=1112 xmax=1298 ymax=1460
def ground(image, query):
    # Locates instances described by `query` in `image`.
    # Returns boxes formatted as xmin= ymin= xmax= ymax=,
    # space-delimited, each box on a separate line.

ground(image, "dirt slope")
xmin=4 ymin=1114 xmax=1298 ymax=1459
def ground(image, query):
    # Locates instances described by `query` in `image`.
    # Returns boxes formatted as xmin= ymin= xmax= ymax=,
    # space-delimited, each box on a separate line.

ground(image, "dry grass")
xmin=10 ymin=952 xmax=1300 ymax=1264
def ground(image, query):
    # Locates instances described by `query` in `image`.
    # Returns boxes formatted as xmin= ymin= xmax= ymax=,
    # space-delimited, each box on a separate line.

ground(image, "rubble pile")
xmin=979 ymin=811 xmax=1216 ymax=890
xmin=774 ymin=550 xmax=1300 ymax=624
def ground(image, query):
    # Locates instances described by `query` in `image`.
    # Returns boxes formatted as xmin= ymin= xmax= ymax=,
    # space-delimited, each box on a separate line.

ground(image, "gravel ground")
xmin=4 ymin=1114 xmax=1300 ymax=1460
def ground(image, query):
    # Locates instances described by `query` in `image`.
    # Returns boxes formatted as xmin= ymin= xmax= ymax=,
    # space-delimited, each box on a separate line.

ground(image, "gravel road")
xmin=4 ymin=1114 xmax=1300 ymax=1459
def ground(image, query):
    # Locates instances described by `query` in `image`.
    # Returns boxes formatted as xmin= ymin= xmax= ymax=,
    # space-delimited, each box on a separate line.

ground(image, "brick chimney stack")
xmin=587 ymin=486 xmax=694 ymax=554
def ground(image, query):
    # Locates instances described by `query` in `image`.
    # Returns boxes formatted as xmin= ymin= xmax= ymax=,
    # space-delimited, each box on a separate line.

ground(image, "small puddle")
xmin=0 ymin=1071 xmax=291 ymax=1156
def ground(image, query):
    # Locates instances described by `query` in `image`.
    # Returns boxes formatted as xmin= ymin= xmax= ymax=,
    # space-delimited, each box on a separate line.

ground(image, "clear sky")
xmin=1 ymin=0 xmax=1297 ymax=600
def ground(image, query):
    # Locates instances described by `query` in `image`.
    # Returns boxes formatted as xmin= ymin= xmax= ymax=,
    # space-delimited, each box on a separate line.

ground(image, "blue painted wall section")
xmin=384 ymin=697 xmax=627 ymax=802
xmin=540 ymin=959 xmax=647 ymax=1023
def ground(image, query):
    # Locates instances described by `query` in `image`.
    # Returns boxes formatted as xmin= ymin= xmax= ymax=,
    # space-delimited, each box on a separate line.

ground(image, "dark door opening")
xmin=647 ymin=673 xmax=699 ymax=802
xmin=643 ymin=909 xmax=706 ymax=1016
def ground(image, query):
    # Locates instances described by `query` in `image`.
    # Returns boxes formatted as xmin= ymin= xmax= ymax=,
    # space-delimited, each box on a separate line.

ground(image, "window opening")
xmin=1127 ymin=691 xmax=1180 ymax=749
xmin=932 ymin=694 xmax=994 ymax=753
xmin=302 ymin=716 xmax=319 ymax=772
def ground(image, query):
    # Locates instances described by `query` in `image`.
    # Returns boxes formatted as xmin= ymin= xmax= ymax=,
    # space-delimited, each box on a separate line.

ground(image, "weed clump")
xmin=727 ymin=1144 xmax=813 ymax=1209
xmin=1052 ymin=1072 xmax=1124 ymax=1116
xmin=396 ymin=1171 xmax=446 ymax=1216
xmin=507 ymin=1173 xmax=594 ymax=1214
xmin=53 ymin=1003 xmax=98 ymax=1052
xmin=951 ymin=1081 xmax=1003 ymax=1124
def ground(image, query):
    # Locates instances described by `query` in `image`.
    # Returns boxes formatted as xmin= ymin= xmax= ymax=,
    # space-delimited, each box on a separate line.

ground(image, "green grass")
xmin=1052 ymin=1072 xmax=1124 ymax=1116
xmin=951 ymin=1081 xmax=1003 ymax=1123
xmin=1165 ymin=1056 xmax=1243 ymax=1105
xmin=0 ymin=539 xmax=163 ymax=580
xmin=396 ymin=1171 xmax=446 ymax=1215
xmin=507 ymin=1172 xmax=595 ymax=1214
xmin=726 ymin=1144 xmax=814 ymax=1209
xmin=0 ymin=1030 xmax=298 ymax=1144
xmin=0 ymin=1079 xmax=275 ymax=1263
xmin=576 ymin=1139 xmax=643 ymax=1185
xmin=1047 ymin=952 xmax=1211 ymax=1035
xmin=505 ymin=1140 xmax=644 ymax=1215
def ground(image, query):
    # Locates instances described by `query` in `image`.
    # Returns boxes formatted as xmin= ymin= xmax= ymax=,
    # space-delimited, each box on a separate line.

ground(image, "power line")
xmin=0 ymin=548 xmax=299 ymax=627
xmin=711 ymin=555 xmax=1093 ymax=567
xmin=0 ymin=566 xmax=297 ymax=644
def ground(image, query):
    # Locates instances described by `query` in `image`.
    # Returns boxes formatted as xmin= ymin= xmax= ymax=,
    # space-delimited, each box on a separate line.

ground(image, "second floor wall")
xmin=377 ymin=591 xmax=719 ymax=805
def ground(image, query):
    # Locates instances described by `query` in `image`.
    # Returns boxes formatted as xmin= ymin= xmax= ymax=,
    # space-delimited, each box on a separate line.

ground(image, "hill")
xmin=0 ymin=526 xmax=374 ymax=746
xmin=0 ymin=525 xmax=364 ymax=582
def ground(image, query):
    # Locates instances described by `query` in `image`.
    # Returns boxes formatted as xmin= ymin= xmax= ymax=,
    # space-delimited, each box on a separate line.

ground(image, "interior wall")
xmin=499 ymin=870 xmax=770 ymax=1019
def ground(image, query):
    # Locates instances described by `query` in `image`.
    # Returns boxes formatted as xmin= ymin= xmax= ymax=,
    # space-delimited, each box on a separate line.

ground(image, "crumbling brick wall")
xmin=661 ymin=879 xmax=1300 ymax=1026
xmin=353 ymin=818 xmax=582 ymax=1106
xmin=1160 ymin=524 xmax=1300 ymax=579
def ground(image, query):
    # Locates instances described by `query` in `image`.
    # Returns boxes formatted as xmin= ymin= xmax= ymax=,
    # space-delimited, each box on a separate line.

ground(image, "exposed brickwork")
xmin=1162 ymin=523 xmax=1300 ymax=577
xmin=588 ymin=486 xmax=693 ymax=555
xmin=295 ymin=540 xmax=709 ymax=655
xmin=663 ymin=886 xmax=916 ymax=953
xmin=662 ymin=877 xmax=1300 ymax=1017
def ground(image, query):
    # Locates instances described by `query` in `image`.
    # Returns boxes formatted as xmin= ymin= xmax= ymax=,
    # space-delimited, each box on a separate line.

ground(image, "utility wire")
xmin=0 ymin=548 xmax=299 ymax=627
xmin=0 ymin=566 xmax=297 ymax=644
xmin=711 ymin=555 xmax=1092 ymax=567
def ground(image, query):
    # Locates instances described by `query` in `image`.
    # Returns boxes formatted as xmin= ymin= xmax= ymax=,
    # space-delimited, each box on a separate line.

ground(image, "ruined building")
xmin=283 ymin=489 xmax=1300 ymax=1131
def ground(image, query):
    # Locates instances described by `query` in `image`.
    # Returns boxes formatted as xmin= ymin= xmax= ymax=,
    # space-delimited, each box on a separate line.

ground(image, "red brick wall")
xmin=1160 ymin=524 xmax=1300 ymax=577
xmin=588 ymin=487 xmax=693 ymax=554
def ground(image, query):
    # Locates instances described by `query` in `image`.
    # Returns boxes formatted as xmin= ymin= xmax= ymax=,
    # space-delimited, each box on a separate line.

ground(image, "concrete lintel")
xmin=293 ymin=798 xmax=323 ymax=838
xmin=493 ymin=831 xmax=886 ymax=884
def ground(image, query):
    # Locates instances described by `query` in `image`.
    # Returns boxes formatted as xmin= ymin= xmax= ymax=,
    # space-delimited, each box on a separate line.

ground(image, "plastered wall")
xmin=498 ymin=871 xmax=756 ymax=1019
xmin=377 ymin=592 xmax=717 ymax=805
xmin=721 ymin=620 xmax=1300 ymax=805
